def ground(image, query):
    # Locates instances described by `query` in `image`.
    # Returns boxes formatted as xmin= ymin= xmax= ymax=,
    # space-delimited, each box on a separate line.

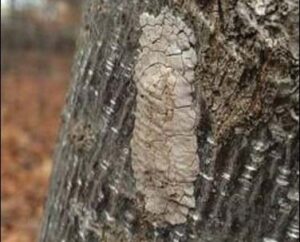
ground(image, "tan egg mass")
xmin=131 ymin=7 xmax=199 ymax=225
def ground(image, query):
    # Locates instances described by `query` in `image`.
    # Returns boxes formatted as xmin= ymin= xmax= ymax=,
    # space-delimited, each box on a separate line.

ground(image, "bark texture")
xmin=39 ymin=0 xmax=299 ymax=241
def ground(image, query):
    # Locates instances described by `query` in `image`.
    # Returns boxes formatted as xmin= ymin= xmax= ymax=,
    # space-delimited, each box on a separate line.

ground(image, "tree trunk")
xmin=39 ymin=0 xmax=299 ymax=241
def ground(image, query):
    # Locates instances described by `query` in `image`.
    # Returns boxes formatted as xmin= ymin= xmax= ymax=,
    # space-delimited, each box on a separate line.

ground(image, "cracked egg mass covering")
xmin=131 ymin=8 xmax=199 ymax=225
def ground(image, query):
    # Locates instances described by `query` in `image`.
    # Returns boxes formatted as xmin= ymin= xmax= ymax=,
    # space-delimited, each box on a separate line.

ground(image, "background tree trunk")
xmin=39 ymin=0 xmax=299 ymax=241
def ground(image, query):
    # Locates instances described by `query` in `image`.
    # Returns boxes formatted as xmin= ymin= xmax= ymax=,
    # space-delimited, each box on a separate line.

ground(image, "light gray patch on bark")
xmin=131 ymin=7 xmax=199 ymax=226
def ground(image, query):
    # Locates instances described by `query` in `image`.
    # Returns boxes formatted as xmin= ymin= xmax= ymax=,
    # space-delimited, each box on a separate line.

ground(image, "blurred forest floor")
xmin=1 ymin=1 xmax=81 ymax=241
xmin=1 ymin=51 xmax=73 ymax=242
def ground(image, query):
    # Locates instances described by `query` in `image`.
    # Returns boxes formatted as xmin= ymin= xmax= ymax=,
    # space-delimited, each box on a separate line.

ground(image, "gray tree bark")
xmin=39 ymin=0 xmax=299 ymax=241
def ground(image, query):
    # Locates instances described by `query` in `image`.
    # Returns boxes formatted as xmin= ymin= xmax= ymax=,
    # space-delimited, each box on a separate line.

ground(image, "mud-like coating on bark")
xmin=131 ymin=8 xmax=199 ymax=225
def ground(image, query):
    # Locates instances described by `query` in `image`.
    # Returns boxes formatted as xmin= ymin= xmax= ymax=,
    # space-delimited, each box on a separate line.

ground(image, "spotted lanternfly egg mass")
xmin=131 ymin=7 xmax=199 ymax=225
